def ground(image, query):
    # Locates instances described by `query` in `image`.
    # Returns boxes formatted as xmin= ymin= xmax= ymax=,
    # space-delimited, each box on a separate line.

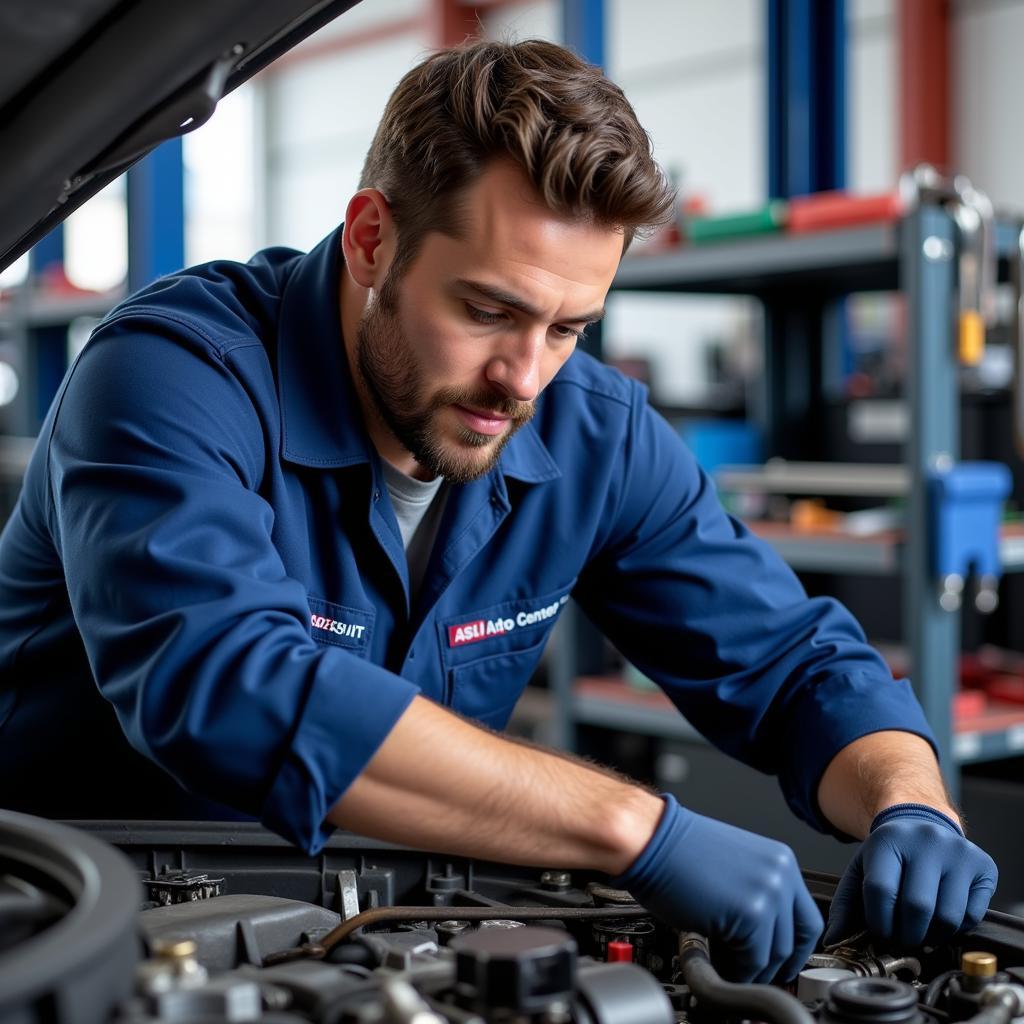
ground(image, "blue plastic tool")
xmin=928 ymin=460 xmax=1012 ymax=612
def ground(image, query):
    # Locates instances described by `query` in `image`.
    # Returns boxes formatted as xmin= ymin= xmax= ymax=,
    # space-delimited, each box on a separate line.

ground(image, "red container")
xmin=787 ymin=190 xmax=903 ymax=232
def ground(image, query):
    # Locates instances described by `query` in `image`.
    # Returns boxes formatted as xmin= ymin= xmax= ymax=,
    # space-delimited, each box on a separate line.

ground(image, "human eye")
xmin=465 ymin=302 xmax=505 ymax=325
xmin=552 ymin=324 xmax=586 ymax=342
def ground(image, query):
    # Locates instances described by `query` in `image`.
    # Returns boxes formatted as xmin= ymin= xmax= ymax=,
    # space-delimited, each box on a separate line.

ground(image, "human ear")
xmin=341 ymin=189 xmax=396 ymax=289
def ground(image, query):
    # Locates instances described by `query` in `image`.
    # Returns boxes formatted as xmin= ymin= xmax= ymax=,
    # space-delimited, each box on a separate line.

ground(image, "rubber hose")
xmin=677 ymin=933 xmax=815 ymax=1024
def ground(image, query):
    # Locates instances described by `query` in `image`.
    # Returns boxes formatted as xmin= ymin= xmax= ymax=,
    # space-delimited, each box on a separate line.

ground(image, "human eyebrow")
xmin=456 ymin=278 xmax=606 ymax=324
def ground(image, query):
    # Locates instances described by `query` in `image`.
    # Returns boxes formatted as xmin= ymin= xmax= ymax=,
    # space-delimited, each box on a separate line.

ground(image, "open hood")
xmin=0 ymin=0 xmax=362 ymax=272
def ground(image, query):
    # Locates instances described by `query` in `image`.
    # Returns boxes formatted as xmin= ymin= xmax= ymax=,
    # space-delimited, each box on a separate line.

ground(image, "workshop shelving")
xmin=748 ymin=523 xmax=1024 ymax=576
xmin=0 ymin=285 xmax=123 ymax=438
xmin=612 ymin=219 xmax=1021 ymax=296
xmin=569 ymin=676 xmax=1024 ymax=769
xmin=0 ymin=287 xmax=123 ymax=329
xmin=549 ymin=201 xmax=1024 ymax=799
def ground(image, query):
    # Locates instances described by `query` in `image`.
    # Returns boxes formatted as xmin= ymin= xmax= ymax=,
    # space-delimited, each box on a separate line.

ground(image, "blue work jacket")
xmin=0 ymin=226 xmax=934 ymax=854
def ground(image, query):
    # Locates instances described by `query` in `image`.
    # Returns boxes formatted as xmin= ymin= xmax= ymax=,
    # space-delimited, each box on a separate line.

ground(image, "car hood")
xmin=0 ymin=0 xmax=361 ymax=272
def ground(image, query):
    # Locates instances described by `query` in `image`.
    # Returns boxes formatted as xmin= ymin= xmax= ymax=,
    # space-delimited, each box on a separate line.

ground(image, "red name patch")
xmin=448 ymin=617 xmax=514 ymax=647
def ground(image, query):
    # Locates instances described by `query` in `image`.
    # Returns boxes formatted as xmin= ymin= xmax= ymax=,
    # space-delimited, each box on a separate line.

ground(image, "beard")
xmin=353 ymin=274 xmax=535 ymax=483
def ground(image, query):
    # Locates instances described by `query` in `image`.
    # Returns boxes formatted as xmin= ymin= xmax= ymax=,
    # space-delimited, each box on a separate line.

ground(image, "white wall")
xmin=848 ymin=0 xmax=896 ymax=193
xmin=954 ymin=0 xmax=1024 ymax=213
xmin=482 ymin=1 xmax=559 ymax=42
xmin=610 ymin=0 xmax=763 ymax=212
xmin=260 ymin=3 xmax=434 ymax=251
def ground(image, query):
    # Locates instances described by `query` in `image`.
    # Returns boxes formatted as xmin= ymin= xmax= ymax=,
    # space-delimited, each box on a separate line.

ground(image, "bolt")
xmin=923 ymin=236 xmax=954 ymax=262
xmin=940 ymin=573 xmax=964 ymax=612
xmin=541 ymin=870 xmax=572 ymax=891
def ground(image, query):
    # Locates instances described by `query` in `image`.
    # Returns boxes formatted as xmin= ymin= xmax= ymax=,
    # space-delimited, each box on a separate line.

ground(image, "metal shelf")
xmin=954 ymin=724 xmax=1024 ymax=765
xmin=615 ymin=218 xmax=1020 ymax=296
xmin=719 ymin=461 xmax=908 ymax=497
xmin=752 ymin=526 xmax=1024 ymax=576
xmin=0 ymin=288 xmax=122 ymax=329
xmin=575 ymin=678 xmax=1024 ymax=767
xmin=760 ymin=531 xmax=900 ymax=574
xmin=615 ymin=223 xmax=900 ymax=295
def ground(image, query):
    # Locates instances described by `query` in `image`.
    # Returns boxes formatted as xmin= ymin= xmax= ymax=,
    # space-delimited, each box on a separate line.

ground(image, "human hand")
xmin=614 ymin=794 xmax=823 ymax=983
xmin=823 ymin=803 xmax=998 ymax=947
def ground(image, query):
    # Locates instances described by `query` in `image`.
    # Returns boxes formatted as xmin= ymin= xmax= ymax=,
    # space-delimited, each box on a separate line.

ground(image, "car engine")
xmin=3 ymin=812 xmax=1024 ymax=1024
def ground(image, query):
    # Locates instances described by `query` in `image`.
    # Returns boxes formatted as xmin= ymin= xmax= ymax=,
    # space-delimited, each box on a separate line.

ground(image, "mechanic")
xmin=0 ymin=39 xmax=997 ymax=983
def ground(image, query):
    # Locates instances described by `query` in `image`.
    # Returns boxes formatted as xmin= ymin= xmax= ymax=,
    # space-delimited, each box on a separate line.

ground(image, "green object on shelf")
xmin=688 ymin=202 xmax=788 ymax=244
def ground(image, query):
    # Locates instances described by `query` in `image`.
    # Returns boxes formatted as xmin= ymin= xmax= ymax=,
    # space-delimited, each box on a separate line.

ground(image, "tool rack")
xmin=548 ymin=196 xmax=1024 ymax=800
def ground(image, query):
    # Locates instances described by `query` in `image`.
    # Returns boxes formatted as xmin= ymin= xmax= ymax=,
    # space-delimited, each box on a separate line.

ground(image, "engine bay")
xmin=3 ymin=815 xmax=1024 ymax=1024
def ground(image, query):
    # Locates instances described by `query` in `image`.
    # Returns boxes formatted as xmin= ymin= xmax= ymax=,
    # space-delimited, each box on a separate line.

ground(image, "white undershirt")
xmin=379 ymin=461 xmax=449 ymax=599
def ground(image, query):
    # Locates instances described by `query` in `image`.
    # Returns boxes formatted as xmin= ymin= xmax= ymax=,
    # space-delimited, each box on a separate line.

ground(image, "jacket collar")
xmin=275 ymin=225 xmax=561 ymax=485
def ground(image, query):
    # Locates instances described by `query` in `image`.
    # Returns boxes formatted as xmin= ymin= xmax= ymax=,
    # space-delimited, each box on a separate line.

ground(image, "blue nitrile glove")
xmin=614 ymin=794 xmax=823 ymax=984
xmin=823 ymin=803 xmax=998 ymax=948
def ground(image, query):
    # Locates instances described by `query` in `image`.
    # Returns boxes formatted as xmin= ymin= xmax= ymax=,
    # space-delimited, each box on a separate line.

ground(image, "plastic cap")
xmin=151 ymin=939 xmax=197 ymax=961
xmin=606 ymin=941 xmax=633 ymax=963
xmin=962 ymin=952 xmax=997 ymax=977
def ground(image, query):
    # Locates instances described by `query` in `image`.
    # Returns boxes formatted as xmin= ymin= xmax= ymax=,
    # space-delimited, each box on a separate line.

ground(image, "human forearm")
xmin=817 ymin=729 xmax=959 ymax=840
xmin=327 ymin=695 xmax=664 ymax=873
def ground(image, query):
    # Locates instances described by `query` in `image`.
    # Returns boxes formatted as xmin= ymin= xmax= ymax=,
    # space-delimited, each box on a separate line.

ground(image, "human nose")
xmin=484 ymin=330 xmax=544 ymax=403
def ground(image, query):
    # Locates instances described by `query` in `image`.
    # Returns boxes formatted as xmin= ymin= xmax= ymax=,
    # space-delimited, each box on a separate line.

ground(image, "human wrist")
xmin=819 ymin=731 xmax=959 ymax=838
xmin=602 ymin=788 xmax=669 ymax=877
xmin=866 ymin=781 xmax=961 ymax=831
xmin=871 ymin=801 xmax=963 ymax=835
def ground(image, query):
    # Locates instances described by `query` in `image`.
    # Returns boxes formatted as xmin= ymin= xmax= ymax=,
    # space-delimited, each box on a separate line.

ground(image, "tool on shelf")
xmin=686 ymin=202 xmax=788 ymax=244
xmin=951 ymin=177 xmax=996 ymax=366
xmin=786 ymin=190 xmax=903 ymax=232
xmin=929 ymin=460 xmax=1012 ymax=613
xmin=902 ymin=164 xmax=998 ymax=368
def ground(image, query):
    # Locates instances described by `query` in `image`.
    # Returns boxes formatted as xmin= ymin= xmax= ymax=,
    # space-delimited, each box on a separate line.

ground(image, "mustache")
xmin=432 ymin=387 xmax=535 ymax=423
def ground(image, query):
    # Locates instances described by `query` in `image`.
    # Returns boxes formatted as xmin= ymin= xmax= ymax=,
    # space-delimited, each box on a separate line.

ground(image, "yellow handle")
xmin=960 ymin=309 xmax=985 ymax=366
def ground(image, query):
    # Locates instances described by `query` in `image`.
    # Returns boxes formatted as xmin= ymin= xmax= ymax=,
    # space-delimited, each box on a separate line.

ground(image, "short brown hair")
xmin=359 ymin=39 xmax=676 ymax=271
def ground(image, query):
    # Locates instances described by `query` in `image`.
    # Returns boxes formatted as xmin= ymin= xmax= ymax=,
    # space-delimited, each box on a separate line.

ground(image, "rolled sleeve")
xmin=263 ymin=653 xmax=419 ymax=854
xmin=780 ymin=671 xmax=937 ymax=835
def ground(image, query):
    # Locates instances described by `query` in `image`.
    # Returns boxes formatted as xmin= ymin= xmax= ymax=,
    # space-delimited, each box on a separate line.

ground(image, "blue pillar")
xmin=562 ymin=0 xmax=605 ymax=67
xmin=27 ymin=226 xmax=67 ymax=428
xmin=766 ymin=0 xmax=850 ymax=447
xmin=768 ymin=0 xmax=846 ymax=199
xmin=556 ymin=0 xmax=608 ymax=752
xmin=127 ymin=137 xmax=185 ymax=293
xmin=28 ymin=225 xmax=65 ymax=278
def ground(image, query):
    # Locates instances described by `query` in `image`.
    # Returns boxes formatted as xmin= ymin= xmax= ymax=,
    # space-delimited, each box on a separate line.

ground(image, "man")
xmin=0 ymin=40 xmax=996 ymax=983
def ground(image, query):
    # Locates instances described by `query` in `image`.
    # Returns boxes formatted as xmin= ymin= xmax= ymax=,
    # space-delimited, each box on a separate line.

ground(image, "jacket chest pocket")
xmin=438 ymin=582 xmax=574 ymax=727
xmin=307 ymin=596 xmax=375 ymax=657
xmin=447 ymin=635 xmax=550 ymax=729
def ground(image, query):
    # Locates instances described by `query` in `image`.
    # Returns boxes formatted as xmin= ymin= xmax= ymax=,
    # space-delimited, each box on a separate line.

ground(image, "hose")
xmin=677 ymin=933 xmax=815 ymax=1024
xmin=924 ymin=969 xmax=959 ymax=1007
xmin=263 ymin=903 xmax=650 ymax=965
